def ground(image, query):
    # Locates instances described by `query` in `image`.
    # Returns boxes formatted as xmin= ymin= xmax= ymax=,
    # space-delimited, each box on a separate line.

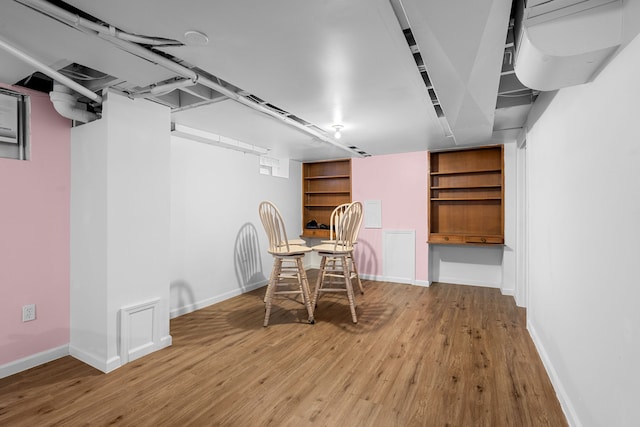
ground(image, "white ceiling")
xmin=0 ymin=0 xmax=518 ymax=162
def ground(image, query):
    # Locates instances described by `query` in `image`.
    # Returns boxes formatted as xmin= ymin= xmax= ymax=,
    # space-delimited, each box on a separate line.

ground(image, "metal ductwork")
xmin=49 ymin=83 xmax=98 ymax=123
xmin=0 ymin=36 xmax=101 ymax=123
xmin=513 ymin=0 xmax=623 ymax=91
xmin=14 ymin=0 xmax=360 ymax=156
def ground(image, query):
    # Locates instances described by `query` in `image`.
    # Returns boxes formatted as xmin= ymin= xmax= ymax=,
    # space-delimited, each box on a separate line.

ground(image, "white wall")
xmin=514 ymin=139 xmax=528 ymax=307
xmin=170 ymin=137 xmax=302 ymax=317
xmin=71 ymin=91 xmax=171 ymax=372
xmin=70 ymin=115 xmax=108 ymax=366
xmin=428 ymin=141 xmax=518 ymax=295
xmin=525 ymin=35 xmax=640 ymax=427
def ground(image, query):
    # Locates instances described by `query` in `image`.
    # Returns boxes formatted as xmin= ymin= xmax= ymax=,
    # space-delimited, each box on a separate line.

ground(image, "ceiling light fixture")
xmin=184 ymin=30 xmax=209 ymax=46
xmin=333 ymin=125 xmax=343 ymax=139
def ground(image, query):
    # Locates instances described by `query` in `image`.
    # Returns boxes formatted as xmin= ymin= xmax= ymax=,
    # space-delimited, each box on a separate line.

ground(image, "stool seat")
xmin=269 ymin=244 xmax=311 ymax=256
xmin=312 ymin=243 xmax=353 ymax=254
xmin=287 ymin=238 xmax=307 ymax=246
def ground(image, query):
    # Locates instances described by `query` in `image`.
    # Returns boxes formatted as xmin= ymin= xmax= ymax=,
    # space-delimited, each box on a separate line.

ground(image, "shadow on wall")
xmin=170 ymin=280 xmax=196 ymax=317
xmin=234 ymin=222 xmax=266 ymax=292
xmin=353 ymin=239 xmax=378 ymax=279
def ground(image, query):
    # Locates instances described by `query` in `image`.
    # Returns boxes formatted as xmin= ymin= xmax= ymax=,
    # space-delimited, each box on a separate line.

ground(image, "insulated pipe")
xmin=50 ymin=83 xmax=98 ymax=123
xmin=100 ymin=35 xmax=356 ymax=154
xmin=150 ymin=78 xmax=197 ymax=95
xmin=0 ymin=36 xmax=102 ymax=103
xmin=16 ymin=0 xmax=358 ymax=155
xmin=130 ymin=77 xmax=198 ymax=98
xmin=17 ymin=0 xmax=181 ymax=47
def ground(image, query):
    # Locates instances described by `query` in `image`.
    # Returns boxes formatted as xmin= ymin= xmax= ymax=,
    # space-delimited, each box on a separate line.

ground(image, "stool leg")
xmin=312 ymin=256 xmax=327 ymax=308
xmin=350 ymin=254 xmax=364 ymax=295
xmin=296 ymin=257 xmax=315 ymax=324
xmin=264 ymin=258 xmax=278 ymax=303
xmin=343 ymin=256 xmax=358 ymax=323
xmin=264 ymin=258 xmax=281 ymax=327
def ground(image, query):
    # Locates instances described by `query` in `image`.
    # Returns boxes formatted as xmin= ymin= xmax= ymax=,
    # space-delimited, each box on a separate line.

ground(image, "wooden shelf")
xmin=430 ymin=168 xmax=502 ymax=176
xmin=430 ymin=185 xmax=501 ymax=190
xmin=302 ymin=159 xmax=351 ymax=238
xmin=305 ymin=174 xmax=351 ymax=180
xmin=431 ymin=197 xmax=502 ymax=201
xmin=428 ymin=146 xmax=504 ymax=246
xmin=301 ymin=229 xmax=331 ymax=239
xmin=304 ymin=190 xmax=351 ymax=194
xmin=429 ymin=233 xmax=503 ymax=245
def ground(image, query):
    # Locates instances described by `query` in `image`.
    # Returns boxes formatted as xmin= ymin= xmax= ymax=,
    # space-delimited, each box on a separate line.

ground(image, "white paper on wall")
xmin=364 ymin=200 xmax=382 ymax=228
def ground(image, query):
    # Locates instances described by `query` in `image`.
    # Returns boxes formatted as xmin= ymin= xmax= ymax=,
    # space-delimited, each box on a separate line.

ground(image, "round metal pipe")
xmin=16 ymin=0 xmax=357 ymax=154
xmin=18 ymin=0 xmax=180 ymax=46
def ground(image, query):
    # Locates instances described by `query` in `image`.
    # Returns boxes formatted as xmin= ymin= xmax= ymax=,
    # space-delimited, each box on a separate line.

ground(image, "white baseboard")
xmin=160 ymin=335 xmax=172 ymax=348
xmin=0 ymin=345 xmax=69 ymax=379
xmin=527 ymin=319 xmax=580 ymax=427
xmin=359 ymin=273 xmax=430 ymax=287
xmin=170 ymin=280 xmax=267 ymax=318
xmin=414 ymin=279 xmax=431 ymax=287
xmin=500 ymin=287 xmax=525 ymax=308
xmin=427 ymin=275 xmax=515 ymax=297
xmin=358 ymin=273 xmax=384 ymax=282
xmin=126 ymin=334 xmax=172 ymax=365
xmin=69 ymin=345 xmax=121 ymax=373
xmin=384 ymin=276 xmax=416 ymax=285
xmin=0 ymin=336 xmax=173 ymax=379
xmin=435 ymin=275 xmax=501 ymax=289
xmin=501 ymin=287 xmax=515 ymax=296
xmin=68 ymin=334 xmax=172 ymax=374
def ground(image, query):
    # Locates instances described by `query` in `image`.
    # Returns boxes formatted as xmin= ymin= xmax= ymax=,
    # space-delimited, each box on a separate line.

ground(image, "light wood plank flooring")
xmin=0 ymin=278 xmax=567 ymax=426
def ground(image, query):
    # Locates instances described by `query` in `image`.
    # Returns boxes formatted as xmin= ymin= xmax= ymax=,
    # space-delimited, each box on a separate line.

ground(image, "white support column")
xmin=70 ymin=90 xmax=171 ymax=373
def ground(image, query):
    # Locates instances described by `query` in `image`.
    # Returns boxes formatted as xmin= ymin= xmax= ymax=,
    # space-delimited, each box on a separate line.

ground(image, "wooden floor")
xmin=0 ymin=277 xmax=567 ymax=426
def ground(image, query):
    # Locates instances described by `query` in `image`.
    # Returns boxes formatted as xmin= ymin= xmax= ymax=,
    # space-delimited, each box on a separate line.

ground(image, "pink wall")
xmin=352 ymin=151 xmax=428 ymax=282
xmin=0 ymin=84 xmax=70 ymax=365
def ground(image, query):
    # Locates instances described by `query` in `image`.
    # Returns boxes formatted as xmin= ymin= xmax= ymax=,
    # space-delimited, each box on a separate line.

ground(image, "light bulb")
xmin=333 ymin=125 xmax=343 ymax=139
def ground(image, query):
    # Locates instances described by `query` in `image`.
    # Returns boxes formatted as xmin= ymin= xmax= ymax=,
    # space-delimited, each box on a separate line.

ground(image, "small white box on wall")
xmin=364 ymin=200 xmax=382 ymax=228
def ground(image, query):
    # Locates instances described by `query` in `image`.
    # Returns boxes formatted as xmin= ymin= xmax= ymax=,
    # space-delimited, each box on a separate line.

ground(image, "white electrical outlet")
xmin=22 ymin=304 xmax=36 ymax=322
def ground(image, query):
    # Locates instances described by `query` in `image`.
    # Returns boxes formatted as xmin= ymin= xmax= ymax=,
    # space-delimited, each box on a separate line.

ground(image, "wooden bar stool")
xmin=258 ymin=201 xmax=314 ymax=326
xmin=322 ymin=202 xmax=364 ymax=294
xmin=312 ymin=201 xmax=363 ymax=323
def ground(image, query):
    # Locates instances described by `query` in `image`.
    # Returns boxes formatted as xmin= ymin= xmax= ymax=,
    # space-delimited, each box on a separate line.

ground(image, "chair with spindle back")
xmin=322 ymin=202 xmax=364 ymax=294
xmin=258 ymin=201 xmax=314 ymax=326
xmin=312 ymin=201 xmax=363 ymax=323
